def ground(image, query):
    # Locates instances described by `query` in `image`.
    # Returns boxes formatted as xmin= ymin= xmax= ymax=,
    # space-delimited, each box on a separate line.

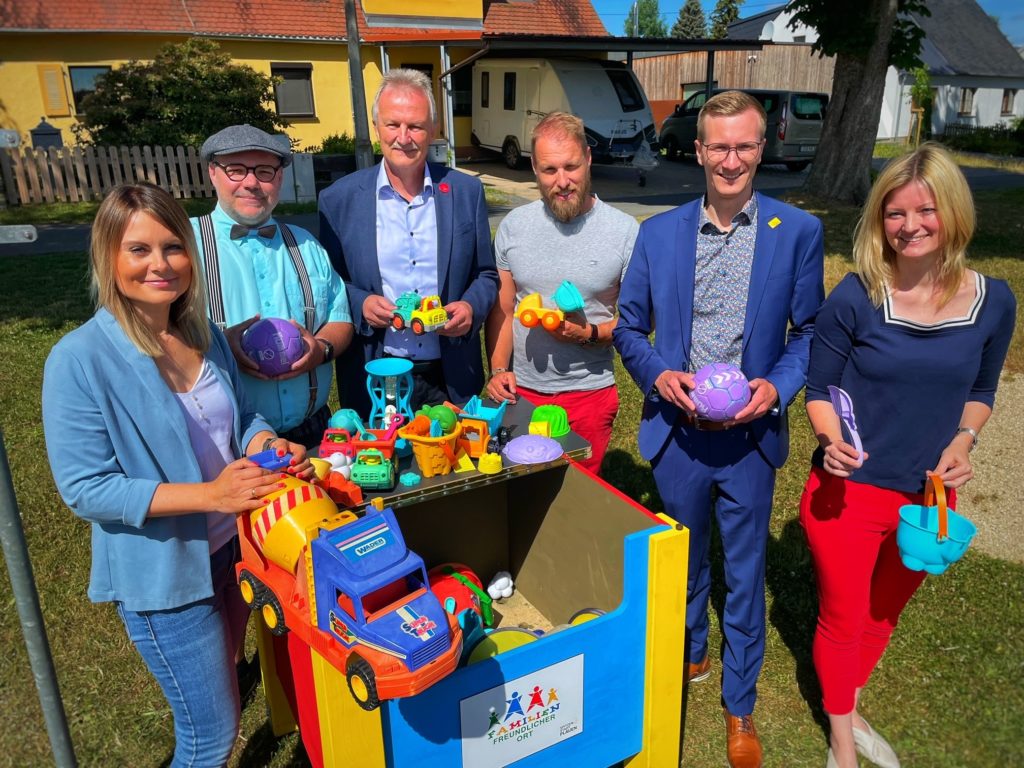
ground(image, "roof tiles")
xmin=1 ymin=0 xmax=608 ymax=40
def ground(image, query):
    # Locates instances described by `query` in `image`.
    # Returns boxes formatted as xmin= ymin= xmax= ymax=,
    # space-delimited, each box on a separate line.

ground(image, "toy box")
xmin=256 ymin=463 xmax=688 ymax=768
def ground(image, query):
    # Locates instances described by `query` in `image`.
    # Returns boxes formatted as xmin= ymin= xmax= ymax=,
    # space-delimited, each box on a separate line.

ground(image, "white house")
xmin=728 ymin=0 xmax=1024 ymax=140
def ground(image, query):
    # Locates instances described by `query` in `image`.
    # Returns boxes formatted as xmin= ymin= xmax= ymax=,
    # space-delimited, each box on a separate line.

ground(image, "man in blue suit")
xmin=318 ymin=68 xmax=497 ymax=416
xmin=614 ymin=91 xmax=824 ymax=768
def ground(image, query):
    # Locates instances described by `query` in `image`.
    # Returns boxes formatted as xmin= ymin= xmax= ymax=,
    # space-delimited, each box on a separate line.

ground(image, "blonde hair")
xmin=90 ymin=182 xmax=211 ymax=356
xmin=531 ymin=111 xmax=589 ymax=155
xmin=372 ymin=68 xmax=437 ymax=124
xmin=697 ymin=90 xmax=767 ymax=141
xmin=853 ymin=142 xmax=974 ymax=307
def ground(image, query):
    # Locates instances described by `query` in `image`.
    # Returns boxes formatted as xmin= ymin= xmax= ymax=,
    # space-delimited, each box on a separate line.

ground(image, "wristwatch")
xmin=316 ymin=337 xmax=335 ymax=362
xmin=955 ymin=426 xmax=978 ymax=452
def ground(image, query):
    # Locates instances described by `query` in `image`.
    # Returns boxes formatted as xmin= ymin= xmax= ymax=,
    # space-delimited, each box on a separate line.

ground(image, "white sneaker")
xmin=852 ymin=719 xmax=901 ymax=768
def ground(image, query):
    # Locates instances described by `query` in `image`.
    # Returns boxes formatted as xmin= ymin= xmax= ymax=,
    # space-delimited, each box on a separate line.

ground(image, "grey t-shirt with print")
xmin=494 ymin=197 xmax=639 ymax=393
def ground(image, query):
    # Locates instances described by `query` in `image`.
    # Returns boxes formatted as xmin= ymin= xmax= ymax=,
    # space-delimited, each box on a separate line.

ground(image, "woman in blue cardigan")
xmin=42 ymin=183 xmax=311 ymax=767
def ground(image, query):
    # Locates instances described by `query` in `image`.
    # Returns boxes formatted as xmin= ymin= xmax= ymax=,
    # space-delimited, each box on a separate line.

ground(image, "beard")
xmin=545 ymin=174 xmax=592 ymax=223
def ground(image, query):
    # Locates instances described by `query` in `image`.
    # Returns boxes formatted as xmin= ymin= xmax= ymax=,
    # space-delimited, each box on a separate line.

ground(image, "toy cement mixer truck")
xmin=235 ymin=476 xmax=462 ymax=710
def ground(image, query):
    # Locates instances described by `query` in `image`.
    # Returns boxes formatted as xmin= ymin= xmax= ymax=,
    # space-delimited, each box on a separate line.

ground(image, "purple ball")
xmin=241 ymin=318 xmax=306 ymax=376
xmin=691 ymin=362 xmax=751 ymax=421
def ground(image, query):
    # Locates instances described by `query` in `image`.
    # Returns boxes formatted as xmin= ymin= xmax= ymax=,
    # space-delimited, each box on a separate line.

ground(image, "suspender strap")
xmin=199 ymin=218 xmax=320 ymax=423
xmin=198 ymin=215 xmax=227 ymax=330
xmin=279 ymin=224 xmax=319 ymax=421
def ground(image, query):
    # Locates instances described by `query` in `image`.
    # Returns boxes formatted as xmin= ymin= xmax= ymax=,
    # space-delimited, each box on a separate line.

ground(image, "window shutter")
xmin=37 ymin=64 xmax=70 ymax=117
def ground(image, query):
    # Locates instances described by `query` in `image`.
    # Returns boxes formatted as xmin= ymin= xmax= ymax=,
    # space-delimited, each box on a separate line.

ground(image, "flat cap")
xmin=200 ymin=124 xmax=293 ymax=166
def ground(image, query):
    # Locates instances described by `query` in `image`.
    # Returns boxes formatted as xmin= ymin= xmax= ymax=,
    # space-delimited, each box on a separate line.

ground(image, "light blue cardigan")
xmin=42 ymin=308 xmax=273 ymax=611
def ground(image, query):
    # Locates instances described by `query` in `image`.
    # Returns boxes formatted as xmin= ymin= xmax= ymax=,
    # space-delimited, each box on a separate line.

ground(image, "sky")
xmin=590 ymin=0 xmax=1024 ymax=47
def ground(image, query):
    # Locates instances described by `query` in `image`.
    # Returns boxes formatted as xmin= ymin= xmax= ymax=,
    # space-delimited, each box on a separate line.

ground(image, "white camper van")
xmin=471 ymin=57 xmax=659 ymax=169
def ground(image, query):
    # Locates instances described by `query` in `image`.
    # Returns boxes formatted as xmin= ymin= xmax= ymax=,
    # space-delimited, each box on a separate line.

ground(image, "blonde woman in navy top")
xmin=42 ymin=183 xmax=312 ymax=767
xmin=800 ymin=143 xmax=1015 ymax=768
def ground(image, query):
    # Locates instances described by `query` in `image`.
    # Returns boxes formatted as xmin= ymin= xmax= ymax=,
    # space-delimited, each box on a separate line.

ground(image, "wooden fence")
xmin=633 ymin=44 xmax=835 ymax=102
xmin=0 ymin=145 xmax=215 ymax=206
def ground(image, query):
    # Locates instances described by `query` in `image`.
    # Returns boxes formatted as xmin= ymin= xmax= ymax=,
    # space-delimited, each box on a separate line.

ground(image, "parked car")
xmin=659 ymin=88 xmax=828 ymax=172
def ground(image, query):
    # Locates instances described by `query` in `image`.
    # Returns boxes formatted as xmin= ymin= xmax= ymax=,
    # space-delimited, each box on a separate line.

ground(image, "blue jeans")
xmin=117 ymin=538 xmax=248 ymax=767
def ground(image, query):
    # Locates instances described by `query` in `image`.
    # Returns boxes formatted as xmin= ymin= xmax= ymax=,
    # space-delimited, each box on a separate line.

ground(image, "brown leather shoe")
xmin=685 ymin=654 xmax=712 ymax=683
xmin=724 ymin=710 xmax=763 ymax=768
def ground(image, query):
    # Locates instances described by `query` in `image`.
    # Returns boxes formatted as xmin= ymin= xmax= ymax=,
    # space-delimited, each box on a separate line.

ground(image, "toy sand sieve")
xmin=896 ymin=473 xmax=977 ymax=575
xmin=398 ymin=418 xmax=463 ymax=478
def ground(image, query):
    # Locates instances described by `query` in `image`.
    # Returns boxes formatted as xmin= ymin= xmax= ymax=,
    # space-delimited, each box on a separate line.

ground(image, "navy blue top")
xmin=806 ymin=272 xmax=1016 ymax=494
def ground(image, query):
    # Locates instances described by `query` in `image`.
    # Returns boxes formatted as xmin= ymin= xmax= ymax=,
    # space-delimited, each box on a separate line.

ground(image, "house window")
xmin=481 ymin=71 xmax=490 ymax=108
xmin=504 ymin=72 xmax=516 ymax=111
xmin=1002 ymin=89 xmax=1017 ymax=116
xmin=68 ymin=66 xmax=111 ymax=113
xmin=958 ymin=87 xmax=976 ymax=116
xmin=271 ymin=63 xmax=315 ymax=118
xmin=452 ymin=66 xmax=472 ymax=117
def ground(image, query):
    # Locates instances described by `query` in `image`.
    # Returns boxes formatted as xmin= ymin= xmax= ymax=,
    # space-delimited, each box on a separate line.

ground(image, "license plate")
xmin=800 ymin=144 xmax=816 ymax=153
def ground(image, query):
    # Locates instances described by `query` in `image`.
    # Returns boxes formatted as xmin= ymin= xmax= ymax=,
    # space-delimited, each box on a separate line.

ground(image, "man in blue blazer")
xmin=318 ymin=68 xmax=497 ymax=417
xmin=614 ymin=91 xmax=824 ymax=768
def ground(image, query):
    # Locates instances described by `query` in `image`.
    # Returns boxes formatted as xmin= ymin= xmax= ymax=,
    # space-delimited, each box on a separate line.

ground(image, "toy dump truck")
xmin=236 ymin=476 xmax=461 ymax=710
xmin=391 ymin=292 xmax=448 ymax=335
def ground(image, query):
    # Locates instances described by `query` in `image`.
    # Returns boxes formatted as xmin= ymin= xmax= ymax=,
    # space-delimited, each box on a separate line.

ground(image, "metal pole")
xmin=345 ymin=0 xmax=375 ymax=169
xmin=0 ymin=432 xmax=77 ymax=767
xmin=440 ymin=44 xmax=457 ymax=170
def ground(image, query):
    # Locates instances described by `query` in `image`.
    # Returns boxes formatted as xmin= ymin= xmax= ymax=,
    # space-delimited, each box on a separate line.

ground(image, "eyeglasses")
xmin=212 ymin=161 xmax=281 ymax=182
xmin=700 ymin=141 xmax=764 ymax=160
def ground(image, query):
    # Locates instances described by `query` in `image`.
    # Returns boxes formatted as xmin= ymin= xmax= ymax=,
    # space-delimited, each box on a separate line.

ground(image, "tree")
xmin=709 ymin=0 xmax=743 ymax=40
xmin=73 ymin=38 xmax=287 ymax=148
xmin=788 ymin=0 xmax=930 ymax=203
xmin=625 ymin=0 xmax=668 ymax=37
xmin=672 ymin=0 xmax=707 ymax=39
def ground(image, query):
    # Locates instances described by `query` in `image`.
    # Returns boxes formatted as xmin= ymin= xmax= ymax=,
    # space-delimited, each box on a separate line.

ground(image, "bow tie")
xmin=229 ymin=224 xmax=277 ymax=240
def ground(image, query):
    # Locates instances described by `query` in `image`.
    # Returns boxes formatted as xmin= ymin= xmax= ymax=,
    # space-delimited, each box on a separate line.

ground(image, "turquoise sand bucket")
xmin=897 ymin=473 xmax=977 ymax=575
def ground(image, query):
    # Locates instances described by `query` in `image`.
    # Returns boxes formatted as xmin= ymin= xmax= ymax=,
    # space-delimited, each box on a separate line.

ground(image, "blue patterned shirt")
xmin=689 ymin=195 xmax=758 ymax=371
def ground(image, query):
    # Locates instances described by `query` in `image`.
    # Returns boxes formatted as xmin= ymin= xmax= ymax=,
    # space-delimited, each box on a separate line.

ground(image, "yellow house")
xmin=0 ymin=0 xmax=608 ymax=156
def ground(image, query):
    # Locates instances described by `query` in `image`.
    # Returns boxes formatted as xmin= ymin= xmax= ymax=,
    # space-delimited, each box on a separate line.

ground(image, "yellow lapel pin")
xmin=768 ymin=216 xmax=782 ymax=229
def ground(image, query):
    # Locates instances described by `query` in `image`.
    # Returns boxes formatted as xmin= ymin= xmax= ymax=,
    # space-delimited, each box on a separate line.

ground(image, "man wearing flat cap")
xmin=192 ymin=124 xmax=353 ymax=447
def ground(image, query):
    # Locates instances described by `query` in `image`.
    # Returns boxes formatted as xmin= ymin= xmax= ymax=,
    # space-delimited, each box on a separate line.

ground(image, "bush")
xmin=311 ymin=132 xmax=381 ymax=155
xmin=940 ymin=122 xmax=1024 ymax=157
xmin=72 ymin=38 xmax=285 ymax=148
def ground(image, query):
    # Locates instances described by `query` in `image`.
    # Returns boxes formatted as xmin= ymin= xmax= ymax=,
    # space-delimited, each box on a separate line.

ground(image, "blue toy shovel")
xmin=827 ymin=385 xmax=864 ymax=462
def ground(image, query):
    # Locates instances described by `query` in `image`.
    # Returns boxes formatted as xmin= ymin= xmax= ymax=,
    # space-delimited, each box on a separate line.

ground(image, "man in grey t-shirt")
xmin=485 ymin=112 xmax=639 ymax=474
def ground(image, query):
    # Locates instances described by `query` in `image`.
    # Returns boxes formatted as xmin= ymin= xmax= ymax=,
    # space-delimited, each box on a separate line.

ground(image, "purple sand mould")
xmin=502 ymin=435 xmax=564 ymax=464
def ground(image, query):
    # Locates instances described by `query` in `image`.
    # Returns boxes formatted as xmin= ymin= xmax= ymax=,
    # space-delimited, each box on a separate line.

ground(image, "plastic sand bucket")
xmin=398 ymin=420 xmax=463 ymax=478
xmin=897 ymin=473 xmax=976 ymax=575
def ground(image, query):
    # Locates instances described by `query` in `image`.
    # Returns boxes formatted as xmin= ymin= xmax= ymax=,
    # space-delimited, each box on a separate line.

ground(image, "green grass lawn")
xmin=2 ymin=189 xmax=1023 ymax=767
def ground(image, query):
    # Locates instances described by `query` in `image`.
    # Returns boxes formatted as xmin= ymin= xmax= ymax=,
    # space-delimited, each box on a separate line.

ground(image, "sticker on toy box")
xmin=459 ymin=655 xmax=583 ymax=767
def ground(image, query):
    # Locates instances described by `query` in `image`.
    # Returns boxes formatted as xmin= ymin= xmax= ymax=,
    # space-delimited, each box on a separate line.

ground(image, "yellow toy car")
xmin=392 ymin=292 xmax=448 ymax=335
xmin=514 ymin=293 xmax=564 ymax=331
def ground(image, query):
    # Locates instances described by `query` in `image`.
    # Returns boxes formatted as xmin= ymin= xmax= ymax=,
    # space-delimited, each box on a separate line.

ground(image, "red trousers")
xmin=799 ymin=467 xmax=955 ymax=715
xmin=516 ymin=384 xmax=618 ymax=475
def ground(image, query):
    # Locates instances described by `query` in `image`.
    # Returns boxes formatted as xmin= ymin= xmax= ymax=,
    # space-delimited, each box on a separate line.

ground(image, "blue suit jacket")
xmin=317 ymin=162 xmax=498 ymax=415
xmin=42 ymin=309 xmax=272 ymax=611
xmin=613 ymin=192 xmax=824 ymax=468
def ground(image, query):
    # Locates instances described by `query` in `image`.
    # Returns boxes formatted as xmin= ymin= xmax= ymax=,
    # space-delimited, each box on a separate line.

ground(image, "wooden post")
xmin=35 ymin=148 xmax=54 ymax=203
xmin=0 ymin=149 xmax=20 ymax=206
xmin=13 ymin=149 xmax=31 ymax=205
xmin=175 ymin=146 xmax=191 ymax=197
xmin=71 ymin=147 xmax=88 ymax=201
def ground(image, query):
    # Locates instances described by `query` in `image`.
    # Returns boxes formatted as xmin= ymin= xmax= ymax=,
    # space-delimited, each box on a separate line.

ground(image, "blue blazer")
xmin=613 ymin=193 xmax=824 ymax=468
xmin=42 ymin=309 xmax=272 ymax=611
xmin=317 ymin=162 xmax=498 ymax=415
